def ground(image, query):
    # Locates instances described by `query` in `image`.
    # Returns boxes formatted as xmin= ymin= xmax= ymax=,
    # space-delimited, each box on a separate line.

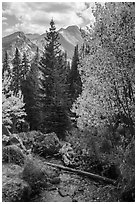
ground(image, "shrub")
xmin=119 ymin=137 xmax=135 ymax=201
xmin=22 ymin=156 xmax=48 ymax=193
xmin=2 ymin=145 xmax=25 ymax=166
xmin=2 ymin=91 xmax=26 ymax=133
xmin=2 ymin=163 xmax=31 ymax=202
xmin=67 ymin=127 xmax=101 ymax=160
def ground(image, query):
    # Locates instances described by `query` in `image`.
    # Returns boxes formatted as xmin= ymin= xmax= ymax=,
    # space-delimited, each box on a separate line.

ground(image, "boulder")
xmin=45 ymin=165 xmax=60 ymax=179
xmin=49 ymin=177 xmax=61 ymax=184
xmin=2 ymin=163 xmax=31 ymax=202
xmin=33 ymin=132 xmax=61 ymax=157
xmin=3 ymin=145 xmax=26 ymax=166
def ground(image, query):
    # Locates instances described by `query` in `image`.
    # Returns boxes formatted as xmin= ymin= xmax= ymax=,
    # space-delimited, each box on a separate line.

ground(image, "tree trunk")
xmin=43 ymin=161 xmax=116 ymax=185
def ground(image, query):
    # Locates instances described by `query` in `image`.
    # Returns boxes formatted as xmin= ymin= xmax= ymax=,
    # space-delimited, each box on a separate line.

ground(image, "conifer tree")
xmin=21 ymin=47 xmax=41 ymax=130
xmin=11 ymin=48 xmax=21 ymax=96
xmin=39 ymin=19 xmax=70 ymax=138
xmin=2 ymin=51 xmax=11 ymax=79
xmin=67 ymin=44 xmax=82 ymax=105
xmin=21 ymin=52 xmax=30 ymax=81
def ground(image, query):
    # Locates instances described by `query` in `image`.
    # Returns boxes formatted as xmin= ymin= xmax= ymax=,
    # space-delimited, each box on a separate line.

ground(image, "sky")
xmin=2 ymin=2 xmax=96 ymax=37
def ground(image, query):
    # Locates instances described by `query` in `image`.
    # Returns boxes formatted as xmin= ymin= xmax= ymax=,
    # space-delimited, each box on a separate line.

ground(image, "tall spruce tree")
xmin=11 ymin=48 xmax=21 ymax=96
xmin=2 ymin=51 xmax=11 ymax=79
xmin=21 ymin=52 xmax=30 ymax=81
xmin=21 ymin=47 xmax=41 ymax=130
xmin=67 ymin=45 xmax=82 ymax=105
xmin=39 ymin=19 xmax=70 ymax=138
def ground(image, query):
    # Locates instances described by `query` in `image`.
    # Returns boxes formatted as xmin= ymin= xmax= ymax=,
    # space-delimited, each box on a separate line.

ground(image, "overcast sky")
xmin=2 ymin=2 xmax=96 ymax=37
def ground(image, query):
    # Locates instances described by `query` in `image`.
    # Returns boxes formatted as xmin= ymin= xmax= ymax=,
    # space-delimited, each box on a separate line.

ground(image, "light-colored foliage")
xmin=72 ymin=3 xmax=135 ymax=199
xmin=73 ymin=2 xmax=135 ymax=131
xmin=2 ymin=76 xmax=26 ymax=130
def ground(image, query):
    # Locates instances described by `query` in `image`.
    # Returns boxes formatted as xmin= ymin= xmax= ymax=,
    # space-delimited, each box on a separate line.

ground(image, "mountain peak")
xmin=66 ymin=25 xmax=79 ymax=31
xmin=3 ymin=31 xmax=25 ymax=40
xmin=59 ymin=25 xmax=79 ymax=34
xmin=2 ymin=30 xmax=38 ymax=60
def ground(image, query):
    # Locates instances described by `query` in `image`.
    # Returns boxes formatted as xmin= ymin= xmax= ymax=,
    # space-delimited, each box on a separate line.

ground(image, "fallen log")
xmin=43 ymin=161 xmax=116 ymax=185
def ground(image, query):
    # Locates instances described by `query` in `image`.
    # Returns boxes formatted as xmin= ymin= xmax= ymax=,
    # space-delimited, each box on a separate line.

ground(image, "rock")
xmin=3 ymin=178 xmax=31 ymax=202
xmin=2 ymin=163 xmax=31 ymax=202
xmin=33 ymin=132 xmax=61 ymax=157
xmin=36 ymin=189 xmax=72 ymax=202
xmin=50 ymin=177 xmax=61 ymax=184
xmin=60 ymin=173 xmax=71 ymax=182
xmin=59 ymin=184 xmax=77 ymax=197
xmin=2 ymin=145 xmax=26 ymax=166
xmin=16 ymin=131 xmax=61 ymax=156
xmin=56 ymin=196 xmax=72 ymax=202
xmin=58 ymin=188 xmax=68 ymax=197
xmin=9 ymin=135 xmax=20 ymax=144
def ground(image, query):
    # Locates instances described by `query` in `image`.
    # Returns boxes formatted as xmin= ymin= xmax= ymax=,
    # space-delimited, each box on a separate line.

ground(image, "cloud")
xmin=2 ymin=17 xmax=7 ymax=21
xmin=2 ymin=2 xmax=95 ymax=36
xmin=2 ymin=22 xmax=8 ymax=26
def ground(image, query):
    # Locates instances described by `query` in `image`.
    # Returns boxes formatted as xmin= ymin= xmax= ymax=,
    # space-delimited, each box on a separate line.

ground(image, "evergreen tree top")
xmin=50 ymin=19 xmax=56 ymax=32
xmin=12 ymin=47 xmax=21 ymax=65
xmin=15 ymin=47 xmax=20 ymax=55
xmin=45 ymin=19 xmax=60 ymax=45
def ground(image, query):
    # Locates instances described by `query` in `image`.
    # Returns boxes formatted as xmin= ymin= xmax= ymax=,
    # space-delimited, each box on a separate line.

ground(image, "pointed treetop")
xmin=15 ymin=47 xmax=19 ymax=54
xmin=36 ymin=46 xmax=39 ymax=53
xmin=49 ymin=18 xmax=56 ymax=32
xmin=50 ymin=18 xmax=54 ymax=26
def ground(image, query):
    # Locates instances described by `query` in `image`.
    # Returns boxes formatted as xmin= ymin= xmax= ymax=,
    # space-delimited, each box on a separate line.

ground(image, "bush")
xmin=22 ymin=156 xmax=48 ymax=193
xmin=119 ymin=137 xmax=135 ymax=201
xmin=65 ymin=128 xmax=103 ymax=170
xmin=66 ymin=127 xmax=102 ymax=160
xmin=2 ymin=163 xmax=31 ymax=202
xmin=2 ymin=145 xmax=26 ymax=166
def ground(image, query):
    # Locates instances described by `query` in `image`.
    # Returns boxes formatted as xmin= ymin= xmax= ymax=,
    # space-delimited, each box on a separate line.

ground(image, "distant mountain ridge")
xmin=2 ymin=25 xmax=84 ymax=60
xmin=2 ymin=31 xmax=39 ymax=60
